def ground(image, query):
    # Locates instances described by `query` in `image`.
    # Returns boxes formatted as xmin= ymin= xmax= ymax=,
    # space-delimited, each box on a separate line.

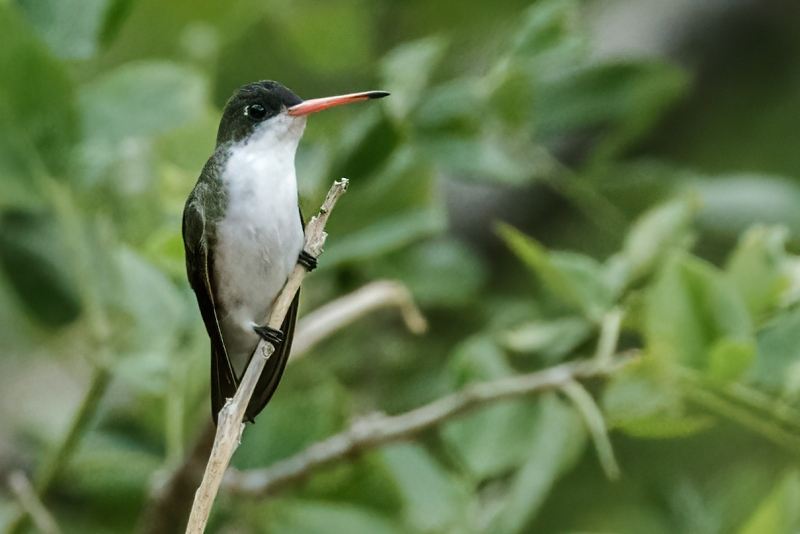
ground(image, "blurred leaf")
xmin=368 ymin=238 xmax=487 ymax=307
xmin=0 ymin=3 xmax=79 ymax=176
xmin=619 ymin=415 xmax=714 ymax=439
xmin=726 ymin=225 xmax=792 ymax=321
xmin=513 ymin=0 xmax=580 ymax=58
xmin=382 ymin=443 xmax=465 ymax=532
xmin=691 ymin=175 xmax=800 ymax=239
xmin=263 ymin=500 xmax=403 ymax=534
xmin=738 ymin=470 xmax=800 ymax=534
xmin=603 ymin=361 xmax=712 ymax=438
xmin=233 ymin=372 xmax=348 ymax=469
xmin=97 ymin=0 xmax=135 ymax=48
xmin=537 ymin=60 xmax=690 ymax=154
xmin=323 ymin=206 xmax=446 ymax=267
xmin=80 ymin=61 xmax=207 ymax=143
xmin=0 ymin=209 xmax=82 ymax=326
xmin=502 ymin=316 xmax=591 ymax=362
xmin=754 ymin=307 xmax=800 ymax=391
xmin=443 ymin=336 xmax=541 ymax=480
xmin=110 ymin=248 xmax=186 ymax=393
xmin=381 ymin=36 xmax=448 ymax=121
xmin=421 ymin=136 xmax=539 ymax=185
xmin=498 ymin=222 xmax=613 ymax=320
xmin=412 ymin=79 xmax=484 ymax=133
xmin=706 ymin=337 xmax=755 ymax=385
xmin=63 ymin=432 xmax=160 ymax=507
xmin=330 ymin=111 xmax=402 ymax=184
xmin=78 ymin=61 xmax=207 ymax=190
xmin=280 ymin=0 xmax=371 ymax=75
xmin=490 ymin=65 xmax=535 ymax=128
xmin=488 ymin=394 xmax=587 ymax=534
xmin=645 ymin=253 xmax=753 ymax=369
xmin=605 ymin=197 xmax=696 ymax=293
xmin=17 ymin=0 xmax=109 ymax=59
xmin=499 ymin=223 xmax=584 ymax=317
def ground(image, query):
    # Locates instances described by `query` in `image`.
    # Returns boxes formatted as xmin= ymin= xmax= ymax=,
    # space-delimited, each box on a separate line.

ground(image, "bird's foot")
xmin=298 ymin=249 xmax=318 ymax=271
xmin=253 ymin=325 xmax=284 ymax=347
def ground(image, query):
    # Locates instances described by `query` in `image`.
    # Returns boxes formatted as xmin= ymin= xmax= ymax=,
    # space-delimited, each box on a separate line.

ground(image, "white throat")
xmin=213 ymin=112 xmax=307 ymax=374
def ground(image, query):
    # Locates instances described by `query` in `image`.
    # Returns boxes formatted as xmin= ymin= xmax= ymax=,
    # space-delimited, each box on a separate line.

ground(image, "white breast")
xmin=213 ymin=114 xmax=306 ymax=375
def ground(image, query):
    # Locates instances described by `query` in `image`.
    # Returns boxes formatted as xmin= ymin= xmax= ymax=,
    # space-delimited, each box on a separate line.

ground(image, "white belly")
xmin=213 ymin=118 xmax=305 ymax=375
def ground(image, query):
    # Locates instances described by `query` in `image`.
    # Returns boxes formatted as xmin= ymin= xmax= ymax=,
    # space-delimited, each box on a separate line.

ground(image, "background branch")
xmin=184 ymin=179 xmax=348 ymax=534
xmin=291 ymin=279 xmax=427 ymax=360
xmin=222 ymin=353 xmax=635 ymax=498
xmin=7 ymin=471 xmax=62 ymax=534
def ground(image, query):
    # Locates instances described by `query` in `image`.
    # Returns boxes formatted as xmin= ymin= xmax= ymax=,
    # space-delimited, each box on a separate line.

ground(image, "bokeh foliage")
xmin=2 ymin=0 xmax=800 ymax=533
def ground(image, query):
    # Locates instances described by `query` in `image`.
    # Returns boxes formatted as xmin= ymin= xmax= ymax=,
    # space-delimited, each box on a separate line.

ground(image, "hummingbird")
xmin=183 ymin=81 xmax=388 ymax=424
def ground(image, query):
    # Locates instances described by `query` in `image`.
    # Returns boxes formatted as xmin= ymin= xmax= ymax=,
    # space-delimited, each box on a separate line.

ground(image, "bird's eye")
xmin=246 ymin=104 xmax=267 ymax=120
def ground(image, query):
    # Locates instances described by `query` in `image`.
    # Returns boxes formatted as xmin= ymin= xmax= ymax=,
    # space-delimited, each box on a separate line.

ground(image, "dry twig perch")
xmin=184 ymin=178 xmax=348 ymax=534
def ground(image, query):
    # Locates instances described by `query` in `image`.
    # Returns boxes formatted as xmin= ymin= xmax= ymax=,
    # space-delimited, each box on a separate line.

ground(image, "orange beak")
xmin=287 ymin=90 xmax=389 ymax=117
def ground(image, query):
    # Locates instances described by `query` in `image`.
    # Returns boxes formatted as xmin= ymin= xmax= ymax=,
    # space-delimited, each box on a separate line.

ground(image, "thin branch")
xmin=561 ymin=379 xmax=620 ymax=480
xmin=4 ymin=366 xmax=111 ymax=534
xmin=7 ymin=471 xmax=62 ymax=534
xmin=594 ymin=308 xmax=622 ymax=367
xmin=184 ymin=179 xmax=349 ymax=534
xmin=222 ymin=353 xmax=636 ymax=498
xmin=291 ymin=280 xmax=427 ymax=360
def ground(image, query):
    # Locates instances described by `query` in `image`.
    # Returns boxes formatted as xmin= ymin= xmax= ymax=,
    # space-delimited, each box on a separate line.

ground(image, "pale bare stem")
xmin=222 ymin=353 xmax=636 ymax=497
xmin=561 ymin=379 xmax=620 ymax=480
xmin=291 ymin=280 xmax=427 ymax=360
xmin=594 ymin=307 xmax=623 ymax=367
xmin=184 ymin=179 xmax=349 ymax=534
xmin=7 ymin=471 xmax=62 ymax=534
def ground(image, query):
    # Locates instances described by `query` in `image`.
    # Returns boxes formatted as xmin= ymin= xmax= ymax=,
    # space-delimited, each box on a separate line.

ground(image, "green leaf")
xmin=513 ymin=0 xmax=580 ymax=57
xmin=692 ymin=175 xmax=800 ymax=239
xmin=537 ymin=59 xmax=689 ymax=154
xmin=502 ymin=316 xmax=592 ymax=363
xmin=726 ymin=225 xmax=792 ymax=320
xmin=421 ymin=136 xmax=538 ymax=185
xmin=77 ymin=61 xmax=207 ymax=188
xmin=645 ymin=252 xmax=753 ymax=369
xmin=79 ymin=61 xmax=207 ymax=143
xmin=498 ymin=222 xmax=612 ymax=321
xmin=487 ymin=394 xmax=587 ymax=534
xmin=233 ymin=374 xmax=348 ymax=470
xmin=111 ymin=247 xmax=187 ymax=392
xmin=602 ymin=361 xmax=714 ymax=438
xmin=412 ymin=79 xmax=484 ymax=132
xmin=618 ymin=415 xmax=714 ymax=439
xmin=443 ymin=336 xmax=541 ymax=480
xmin=0 ymin=209 xmax=82 ymax=326
xmin=17 ymin=0 xmax=110 ymax=59
xmin=381 ymin=36 xmax=448 ymax=120
xmin=606 ymin=197 xmax=696 ymax=292
xmin=0 ymin=4 xmax=79 ymax=176
xmin=738 ymin=470 xmax=800 ymax=534
xmin=382 ymin=444 xmax=465 ymax=532
xmin=322 ymin=207 xmax=446 ymax=267
xmin=367 ymin=238 xmax=487 ymax=307
xmin=63 ymin=432 xmax=161 ymax=507
xmin=264 ymin=500 xmax=403 ymax=534
xmin=754 ymin=307 xmax=800 ymax=390
xmin=706 ymin=337 xmax=756 ymax=384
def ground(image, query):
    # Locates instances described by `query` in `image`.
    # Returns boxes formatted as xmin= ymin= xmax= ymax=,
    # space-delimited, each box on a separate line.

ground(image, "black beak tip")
xmin=368 ymin=91 xmax=390 ymax=99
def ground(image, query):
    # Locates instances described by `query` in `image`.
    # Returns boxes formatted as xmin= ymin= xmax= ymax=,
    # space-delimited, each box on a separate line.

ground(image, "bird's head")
xmin=216 ymin=80 xmax=388 ymax=147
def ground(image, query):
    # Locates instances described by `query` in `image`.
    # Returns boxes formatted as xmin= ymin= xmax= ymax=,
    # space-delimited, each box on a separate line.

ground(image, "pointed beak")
xmin=287 ymin=90 xmax=390 ymax=117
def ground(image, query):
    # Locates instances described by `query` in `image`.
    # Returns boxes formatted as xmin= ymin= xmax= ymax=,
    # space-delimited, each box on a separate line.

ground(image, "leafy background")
xmin=3 ymin=0 xmax=800 ymax=533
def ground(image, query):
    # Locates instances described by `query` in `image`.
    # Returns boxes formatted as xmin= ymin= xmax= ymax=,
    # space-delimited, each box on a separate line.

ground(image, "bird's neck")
xmin=221 ymin=114 xmax=306 ymax=202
